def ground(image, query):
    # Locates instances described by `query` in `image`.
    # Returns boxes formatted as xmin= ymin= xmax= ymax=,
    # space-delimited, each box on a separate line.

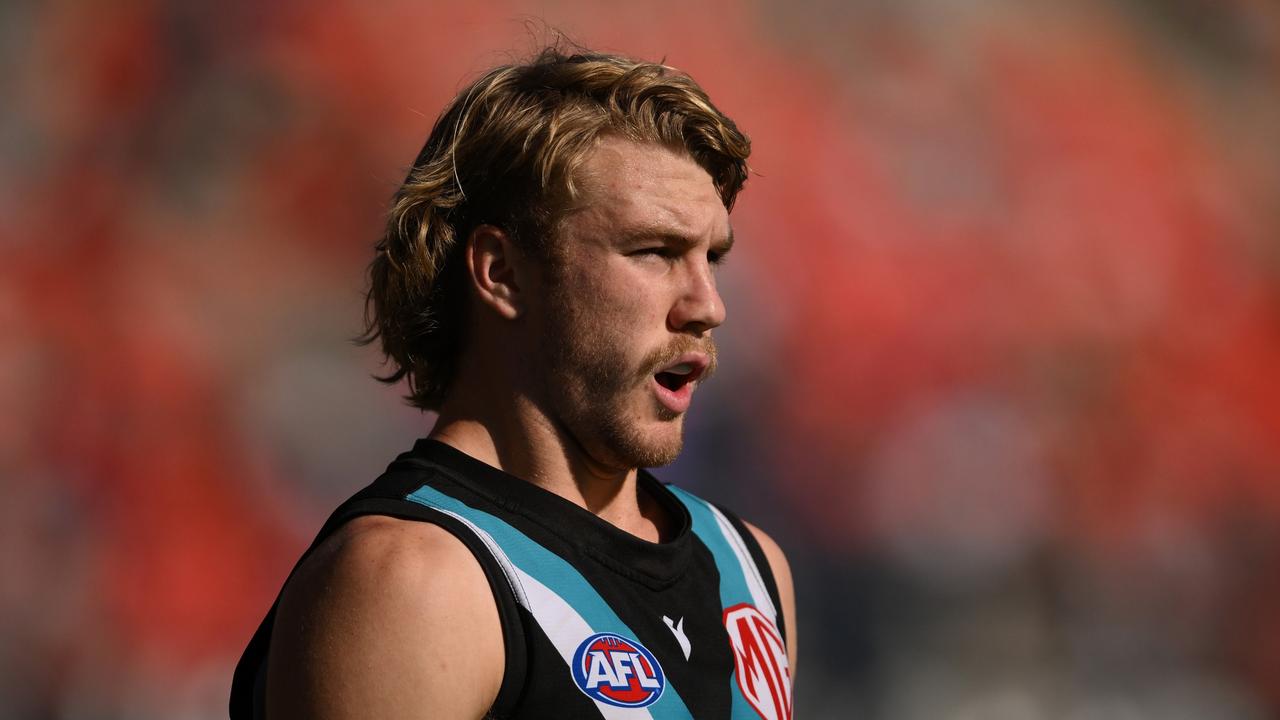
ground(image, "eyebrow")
xmin=617 ymin=225 xmax=735 ymax=255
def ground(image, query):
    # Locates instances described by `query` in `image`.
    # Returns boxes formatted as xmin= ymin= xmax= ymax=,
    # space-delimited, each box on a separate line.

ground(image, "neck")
xmin=429 ymin=391 xmax=670 ymax=542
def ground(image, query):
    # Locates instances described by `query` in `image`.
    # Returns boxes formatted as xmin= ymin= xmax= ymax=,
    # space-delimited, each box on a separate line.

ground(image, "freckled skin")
xmin=263 ymin=138 xmax=797 ymax=719
xmin=528 ymin=137 xmax=731 ymax=472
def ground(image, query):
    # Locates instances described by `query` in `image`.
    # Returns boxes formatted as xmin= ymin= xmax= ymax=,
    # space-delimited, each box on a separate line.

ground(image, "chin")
xmin=634 ymin=437 xmax=683 ymax=468
xmin=593 ymin=416 xmax=686 ymax=469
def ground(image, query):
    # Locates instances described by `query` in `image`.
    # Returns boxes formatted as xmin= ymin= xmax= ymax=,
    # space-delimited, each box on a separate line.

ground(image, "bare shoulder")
xmin=742 ymin=520 xmax=799 ymax=675
xmin=265 ymin=514 xmax=504 ymax=719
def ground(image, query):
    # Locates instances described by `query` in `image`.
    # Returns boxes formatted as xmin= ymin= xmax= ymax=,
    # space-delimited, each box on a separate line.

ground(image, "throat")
xmin=569 ymin=471 xmax=673 ymax=543
xmin=595 ymin=479 xmax=674 ymax=543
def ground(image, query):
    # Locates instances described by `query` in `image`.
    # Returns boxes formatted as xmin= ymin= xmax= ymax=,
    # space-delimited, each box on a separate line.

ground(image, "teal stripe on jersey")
xmin=667 ymin=486 xmax=763 ymax=719
xmin=405 ymin=484 xmax=694 ymax=719
xmin=667 ymin=486 xmax=754 ymax=609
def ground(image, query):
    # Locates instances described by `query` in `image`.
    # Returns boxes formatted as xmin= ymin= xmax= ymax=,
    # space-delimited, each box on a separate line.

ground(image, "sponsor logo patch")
xmin=663 ymin=615 xmax=691 ymax=660
xmin=571 ymin=632 xmax=666 ymax=708
xmin=724 ymin=603 xmax=792 ymax=720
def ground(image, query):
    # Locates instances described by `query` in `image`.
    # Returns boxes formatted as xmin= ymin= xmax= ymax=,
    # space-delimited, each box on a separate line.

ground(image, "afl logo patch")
xmin=724 ymin=603 xmax=792 ymax=720
xmin=571 ymin=632 xmax=666 ymax=708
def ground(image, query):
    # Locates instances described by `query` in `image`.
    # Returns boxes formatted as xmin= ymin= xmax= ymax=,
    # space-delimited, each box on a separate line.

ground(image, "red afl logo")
xmin=724 ymin=603 xmax=792 ymax=720
xmin=571 ymin=632 xmax=666 ymax=708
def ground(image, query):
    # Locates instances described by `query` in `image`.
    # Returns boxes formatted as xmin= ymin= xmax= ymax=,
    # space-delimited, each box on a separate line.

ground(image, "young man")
xmin=231 ymin=47 xmax=796 ymax=719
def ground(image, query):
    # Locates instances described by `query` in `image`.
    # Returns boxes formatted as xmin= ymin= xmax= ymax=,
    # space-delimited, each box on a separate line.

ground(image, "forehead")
xmin=565 ymin=136 xmax=730 ymax=242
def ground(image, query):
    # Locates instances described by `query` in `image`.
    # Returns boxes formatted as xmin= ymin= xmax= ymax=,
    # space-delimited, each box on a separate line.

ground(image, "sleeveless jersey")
xmin=230 ymin=439 xmax=793 ymax=719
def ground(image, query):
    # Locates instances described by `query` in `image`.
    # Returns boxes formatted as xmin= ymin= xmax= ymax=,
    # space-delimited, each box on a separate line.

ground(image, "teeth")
xmin=667 ymin=363 xmax=694 ymax=375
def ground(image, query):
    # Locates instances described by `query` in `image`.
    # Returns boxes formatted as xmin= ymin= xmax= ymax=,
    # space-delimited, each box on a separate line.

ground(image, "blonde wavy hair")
xmin=360 ymin=46 xmax=752 ymax=411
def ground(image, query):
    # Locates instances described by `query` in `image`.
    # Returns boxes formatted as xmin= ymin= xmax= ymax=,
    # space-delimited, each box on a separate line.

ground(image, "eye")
xmin=708 ymin=249 xmax=728 ymax=266
xmin=631 ymin=247 xmax=674 ymax=260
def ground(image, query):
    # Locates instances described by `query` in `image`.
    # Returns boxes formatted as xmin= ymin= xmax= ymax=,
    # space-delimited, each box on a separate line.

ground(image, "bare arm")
xmin=265 ymin=515 xmax=505 ymax=719
xmin=744 ymin=521 xmax=798 ymax=677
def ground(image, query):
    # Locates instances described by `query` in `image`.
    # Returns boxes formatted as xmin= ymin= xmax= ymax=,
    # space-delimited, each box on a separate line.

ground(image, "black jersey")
xmin=230 ymin=439 xmax=793 ymax=719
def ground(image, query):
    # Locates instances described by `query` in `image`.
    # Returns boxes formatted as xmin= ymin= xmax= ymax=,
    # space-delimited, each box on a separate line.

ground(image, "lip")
xmin=651 ymin=352 xmax=710 ymax=415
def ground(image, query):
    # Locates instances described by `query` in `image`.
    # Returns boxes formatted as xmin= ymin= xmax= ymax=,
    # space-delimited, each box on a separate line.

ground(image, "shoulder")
xmin=741 ymin=519 xmax=799 ymax=676
xmin=740 ymin=519 xmax=789 ymax=581
xmin=265 ymin=514 xmax=505 ymax=719
xmin=303 ymin=513 xmax=483 ymax=589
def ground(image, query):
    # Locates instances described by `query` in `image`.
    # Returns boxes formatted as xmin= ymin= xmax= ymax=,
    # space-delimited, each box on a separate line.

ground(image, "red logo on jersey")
xmin=724 ymin=603 xmax=792 ymax=720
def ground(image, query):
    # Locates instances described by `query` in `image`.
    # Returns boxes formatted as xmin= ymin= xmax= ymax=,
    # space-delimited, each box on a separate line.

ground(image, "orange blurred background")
xmin=3 ymin=1 xmax=1279 ymax=717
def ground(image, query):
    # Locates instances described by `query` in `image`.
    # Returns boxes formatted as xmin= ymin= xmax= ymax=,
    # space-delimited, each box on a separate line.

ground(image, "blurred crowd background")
xmin=3 ymin=0 xmax=1279 ymax=718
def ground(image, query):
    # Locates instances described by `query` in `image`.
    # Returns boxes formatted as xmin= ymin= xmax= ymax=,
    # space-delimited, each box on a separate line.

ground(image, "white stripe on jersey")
xmin=517 ymin=569 xmax=657 ymax=720
xmin=425 ymin=506 xmax=657 ymax=719
xmin=426 ymin=506 xmax=530 ymax=609
xmin=707 ymin=504 xmax=778 ymax=623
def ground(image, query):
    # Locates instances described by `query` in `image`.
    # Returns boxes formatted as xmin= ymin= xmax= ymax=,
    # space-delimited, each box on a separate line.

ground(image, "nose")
xmin=668 ymin=258 xmax=725 ymax=334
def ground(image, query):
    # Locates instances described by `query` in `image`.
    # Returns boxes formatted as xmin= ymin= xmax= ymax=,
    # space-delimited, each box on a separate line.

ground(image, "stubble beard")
xmin=537 ymin=298 xmax=715 ymax=471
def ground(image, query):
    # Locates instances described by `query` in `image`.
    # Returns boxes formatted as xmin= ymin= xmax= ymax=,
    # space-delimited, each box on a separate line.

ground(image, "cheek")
xmin=554 ymin=261 xmax=671 ymax=331
xmin=604 ymin=269 xmax=669 ymax=316
xmin=599 ymin=293 xmax=666 ymax=336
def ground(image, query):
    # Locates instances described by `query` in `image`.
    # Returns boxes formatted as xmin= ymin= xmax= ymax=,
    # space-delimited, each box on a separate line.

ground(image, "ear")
xmin=465 ymin=224 xmax=526 ymax=320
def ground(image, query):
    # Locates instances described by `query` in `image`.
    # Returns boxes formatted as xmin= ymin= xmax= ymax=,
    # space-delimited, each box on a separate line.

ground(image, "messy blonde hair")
xmin=360 ymin=45 xmax=752 ymax=411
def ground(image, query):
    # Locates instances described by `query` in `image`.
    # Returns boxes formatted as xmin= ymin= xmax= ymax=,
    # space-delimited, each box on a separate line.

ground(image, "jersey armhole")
xmin=713 ymin=504 xmax=788 ymax=646
xmin=230 ymin=494 xmax=528 ymax=720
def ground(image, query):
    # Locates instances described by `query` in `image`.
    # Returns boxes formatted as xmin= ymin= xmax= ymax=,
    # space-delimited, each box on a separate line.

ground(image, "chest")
xmin=510 ymin=544 xmax=737 ymax=718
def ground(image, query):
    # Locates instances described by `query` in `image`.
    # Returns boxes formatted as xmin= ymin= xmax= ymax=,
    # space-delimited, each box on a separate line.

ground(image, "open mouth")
xmin=651 ymin=353 xmax=711 ymax=414
xmin=655 ymin=363 xmax=699 ymax=392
